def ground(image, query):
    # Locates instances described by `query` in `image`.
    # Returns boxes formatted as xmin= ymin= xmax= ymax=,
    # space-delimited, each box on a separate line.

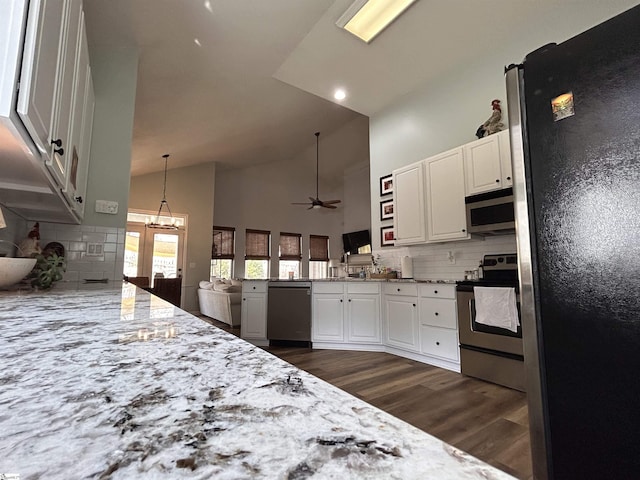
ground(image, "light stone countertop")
xmin=248 ymin=278 xmax=459 ymax=284
xmin=0 ymin=284 xmax=512 ymax=479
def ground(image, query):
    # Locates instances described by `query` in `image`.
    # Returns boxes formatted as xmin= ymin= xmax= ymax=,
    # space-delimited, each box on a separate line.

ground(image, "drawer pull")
xmin=436 ymin=341 xmax=440 ymax=346
xmin=397 ymin=288 xmax=401 ymax=292
xmin=252 ymin=286 xmax=256 ymax=290
xmin=434 ymin=290 xmax=438 ymax=294
xmin=412 ymin=303 xmax=416 ymax=307
xmin=434 ymin=312 xmax=439 ymax=316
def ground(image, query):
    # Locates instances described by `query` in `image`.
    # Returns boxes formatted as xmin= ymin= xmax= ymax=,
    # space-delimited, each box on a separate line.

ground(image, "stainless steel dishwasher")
xmin=267 ymin=281 xmax=312 ymax=344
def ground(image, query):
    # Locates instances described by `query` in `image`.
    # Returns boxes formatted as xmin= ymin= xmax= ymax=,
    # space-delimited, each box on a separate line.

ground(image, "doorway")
xmin=124 ymin=212 xmax=187 ymax=288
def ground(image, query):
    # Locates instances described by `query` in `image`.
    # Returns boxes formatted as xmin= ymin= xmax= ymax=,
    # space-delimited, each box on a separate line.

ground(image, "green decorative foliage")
xmin=29 ymin=253 xmax=66 ymax=289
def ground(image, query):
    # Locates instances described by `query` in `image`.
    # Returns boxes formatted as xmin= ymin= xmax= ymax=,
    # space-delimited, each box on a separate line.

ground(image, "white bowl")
xmin=0 ymin=257 xmax=37 ymax=288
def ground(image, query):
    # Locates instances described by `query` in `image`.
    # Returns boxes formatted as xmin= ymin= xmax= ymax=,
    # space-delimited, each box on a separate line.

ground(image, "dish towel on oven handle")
xmin=473 ymin=286 xmax=520 ymax=333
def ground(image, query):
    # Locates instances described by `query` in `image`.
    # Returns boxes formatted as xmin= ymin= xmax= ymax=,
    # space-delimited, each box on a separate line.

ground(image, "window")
xmin=245 ymin=229 xmax=270 ymax=279
xmin=309 ymin=235 xmax=329 ymax=279
xmin=278 ymin=232 xmax=301 ymax=279
xmin=211 ymin=226 xmax=234 ymax=279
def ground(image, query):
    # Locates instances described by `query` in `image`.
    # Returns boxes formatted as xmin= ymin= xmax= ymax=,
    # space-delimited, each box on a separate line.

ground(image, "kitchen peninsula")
xmin=0 ymin=284 xmax=514 ymax=479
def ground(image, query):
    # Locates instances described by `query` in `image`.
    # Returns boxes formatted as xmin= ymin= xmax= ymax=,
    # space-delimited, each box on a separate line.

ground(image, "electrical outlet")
xmin=95 ymin=200 xmax=119 ymax=214
xmin=86 ymin=243 xmax=104 ymax=256
xmin=447 ymin=250 xmax=456 ymax=264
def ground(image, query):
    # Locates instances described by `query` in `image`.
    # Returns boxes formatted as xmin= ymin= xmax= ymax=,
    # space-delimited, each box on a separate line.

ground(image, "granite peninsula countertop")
xmin=253 ymin=278 xmax=459 ymax=284
xmin=0 ymin=284 xmax=513 ymax=479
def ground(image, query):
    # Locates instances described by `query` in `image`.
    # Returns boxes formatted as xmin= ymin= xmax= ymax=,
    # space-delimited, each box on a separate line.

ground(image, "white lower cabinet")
xmin=313 ymin=293 xmax=345 ymax=342
xmin=310 ymin=281 xmax=460 ymax=372
xmin=241 ymin=281 xmax=267 ymax=343
xmin=347 ymin=283 xmax=381 ymax=344
xmin=313 ymin=282 xmax=381 ymax=345
xmin=419 ymin=325 xmax=459 ymax=360
xmin=418 ymin=284 xmax=459 ymax=363
xmin=383 ymin=283 xmax=419 ymax=352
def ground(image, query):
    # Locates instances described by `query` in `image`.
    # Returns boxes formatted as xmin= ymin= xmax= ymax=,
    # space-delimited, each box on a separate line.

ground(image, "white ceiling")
xmin=83 ymin=0 xmax=639 ymax=177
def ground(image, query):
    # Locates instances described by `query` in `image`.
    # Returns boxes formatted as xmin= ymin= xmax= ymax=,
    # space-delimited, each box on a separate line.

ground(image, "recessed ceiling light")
xmin=336 ymin=0 xmax=417 ymax=43
xmin=194 ymin=38 xmax=202 ymax=47
xmin=204 ymin=1 xmax=213 ymax=13
xmin=334 ymin=89 xmax=347 ymax=101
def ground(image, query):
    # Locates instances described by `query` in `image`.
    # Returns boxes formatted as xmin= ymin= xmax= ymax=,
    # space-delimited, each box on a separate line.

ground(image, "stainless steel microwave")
xmin=465 ymin=188 xmax=515 ymax=234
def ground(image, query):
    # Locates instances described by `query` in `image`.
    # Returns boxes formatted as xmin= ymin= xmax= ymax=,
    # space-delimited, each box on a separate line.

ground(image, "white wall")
xmin=368 ymin=2 xmax=639 ymax=274
xmin=83 ymin=47 xmax=138 ymax=228
xmin=214 ymin=117 xmax=370 ymax=278
xmin=129 ymin=162 xmax=216 ymax=311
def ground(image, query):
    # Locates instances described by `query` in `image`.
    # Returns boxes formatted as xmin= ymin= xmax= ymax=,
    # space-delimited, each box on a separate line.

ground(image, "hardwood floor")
xmin=199 ymin=316 xmax=532 ymax=479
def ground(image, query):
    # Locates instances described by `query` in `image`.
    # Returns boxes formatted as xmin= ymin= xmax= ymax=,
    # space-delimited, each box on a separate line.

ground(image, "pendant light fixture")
xmin=146 ymin=154 xmax=178 ymax=229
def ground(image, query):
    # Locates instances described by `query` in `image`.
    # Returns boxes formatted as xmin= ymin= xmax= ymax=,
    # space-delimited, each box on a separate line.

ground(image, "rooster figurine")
xmin=18 ymin=222 xmax=42 ymax=258
xmin=475 ymin=99 xmax=505 ymax=138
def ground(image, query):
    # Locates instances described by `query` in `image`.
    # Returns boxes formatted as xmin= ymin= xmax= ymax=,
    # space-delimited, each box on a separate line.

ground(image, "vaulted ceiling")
xmin=83 ymin=0 xmax=639 ymax=177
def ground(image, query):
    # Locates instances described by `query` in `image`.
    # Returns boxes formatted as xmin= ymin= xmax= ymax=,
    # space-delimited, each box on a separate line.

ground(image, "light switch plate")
xmin=95 ymin=200 xmax=119 ymax=214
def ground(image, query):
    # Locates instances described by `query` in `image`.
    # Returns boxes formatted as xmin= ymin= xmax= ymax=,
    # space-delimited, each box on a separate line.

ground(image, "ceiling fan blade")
xmin=322 ymin=199 xmax=341 ymax=204
xmin=291 ymin=202 xmax=312 ymax=205
xmin=322 ymin=204 xmax=337 ymax=209
xmin=309 ymin=197 xmax=317 ymax=203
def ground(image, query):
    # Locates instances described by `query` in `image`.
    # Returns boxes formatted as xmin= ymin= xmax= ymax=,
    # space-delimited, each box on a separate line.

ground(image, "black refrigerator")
xmin=505 ymin=5 xmax=640 ymax=480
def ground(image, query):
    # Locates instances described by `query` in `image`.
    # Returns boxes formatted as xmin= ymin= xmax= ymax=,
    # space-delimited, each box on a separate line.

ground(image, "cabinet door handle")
xmin=243 ymin=298 xmax=246 ymax=301
xmin=252 ymin=286 xmax=256 ymax=290
xmin=435 ymin=312 xmax=439 ymax=316
xmin=495 ymin=179 xmax=500 ymax=183
xmin=348 ymin=299 xmax=351 ymax=302
xmin=397 ymin=288 xmax=401 ymax=292
xmin=53 ymin=147 xmax=64 ymax=156
xmin=436 ymin=341 xmax=440 ymax=346
xmin=434 ymin=290 xmax=438 ymax=294
xmin=412 ymin=303 xmax=416 ymax=307
xmin=51 ymin=139 xmax=62 ymax=147
xmin=461 ymin=228 xmax=466 ymax=232
xmin=74 ymin=196 xmax=83 ymax=204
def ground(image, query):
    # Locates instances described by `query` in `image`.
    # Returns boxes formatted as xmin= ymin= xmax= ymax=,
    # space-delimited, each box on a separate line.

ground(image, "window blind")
xmin=309 ymin=235 xmax=329 ymax=261
xmin=212 ymin=226 xmax=235 ymax=259
xmin=279 ymin=232 xmax=302 ymax=260
xmin=245 ymin=229 xmax=270 ymax=260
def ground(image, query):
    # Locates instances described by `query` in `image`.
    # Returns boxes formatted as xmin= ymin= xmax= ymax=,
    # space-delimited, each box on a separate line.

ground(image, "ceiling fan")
xmin=292 ymin=132 xmax=342 ymax=210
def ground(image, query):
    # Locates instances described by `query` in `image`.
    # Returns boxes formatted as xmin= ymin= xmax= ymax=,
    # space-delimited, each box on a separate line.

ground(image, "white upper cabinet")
xmin=464 ymin=130 xmax=512 ymax=196
xmin=424 ymin=148 xmax=470 ymax=242
xmin=17 ymin=0 xmax=67 ymax=166
xmin=393 ymin=161 xmax=427 ymax=245
xmin=49 ymin=0 xmax=82 ymax=192
xmin=63 ymin=11 xmax=94 ymax=216
xmin=0 ymin=0 xmax=92 ymax=223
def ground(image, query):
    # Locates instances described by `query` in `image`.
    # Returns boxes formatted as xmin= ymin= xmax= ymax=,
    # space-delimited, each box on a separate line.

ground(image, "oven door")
xmin=457 ymin=289 xmax=523 ymax=356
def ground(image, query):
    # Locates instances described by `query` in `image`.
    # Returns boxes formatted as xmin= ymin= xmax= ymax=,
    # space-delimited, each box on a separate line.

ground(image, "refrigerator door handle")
xmin=505 ymin=64 xmax=549 ymax=480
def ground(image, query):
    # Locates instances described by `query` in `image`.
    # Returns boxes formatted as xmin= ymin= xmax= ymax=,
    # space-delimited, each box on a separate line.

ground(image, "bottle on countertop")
xmin=478 ymin=261 xmax=484 ymax=279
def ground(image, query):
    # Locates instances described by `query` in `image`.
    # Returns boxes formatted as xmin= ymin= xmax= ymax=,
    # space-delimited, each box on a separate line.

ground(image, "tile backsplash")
xmin=36 ymin=222 xmax=125 ymax=283
xmin=374 ymin=234 xmax=518 ymax=281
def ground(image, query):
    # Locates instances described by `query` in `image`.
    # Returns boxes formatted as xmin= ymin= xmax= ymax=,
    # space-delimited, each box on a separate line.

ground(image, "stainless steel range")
xmin=457 ymin=254 xmax=524 ymax=391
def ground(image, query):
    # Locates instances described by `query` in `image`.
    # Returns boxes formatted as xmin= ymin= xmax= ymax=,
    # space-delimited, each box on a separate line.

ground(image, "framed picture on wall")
xmin=380 ymin=226 xmax=395 ymax=247
xmin=380 ymin=199 xmax=394 ymax=221
xmin=380 ymin=174 xmax=393 ymax=196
